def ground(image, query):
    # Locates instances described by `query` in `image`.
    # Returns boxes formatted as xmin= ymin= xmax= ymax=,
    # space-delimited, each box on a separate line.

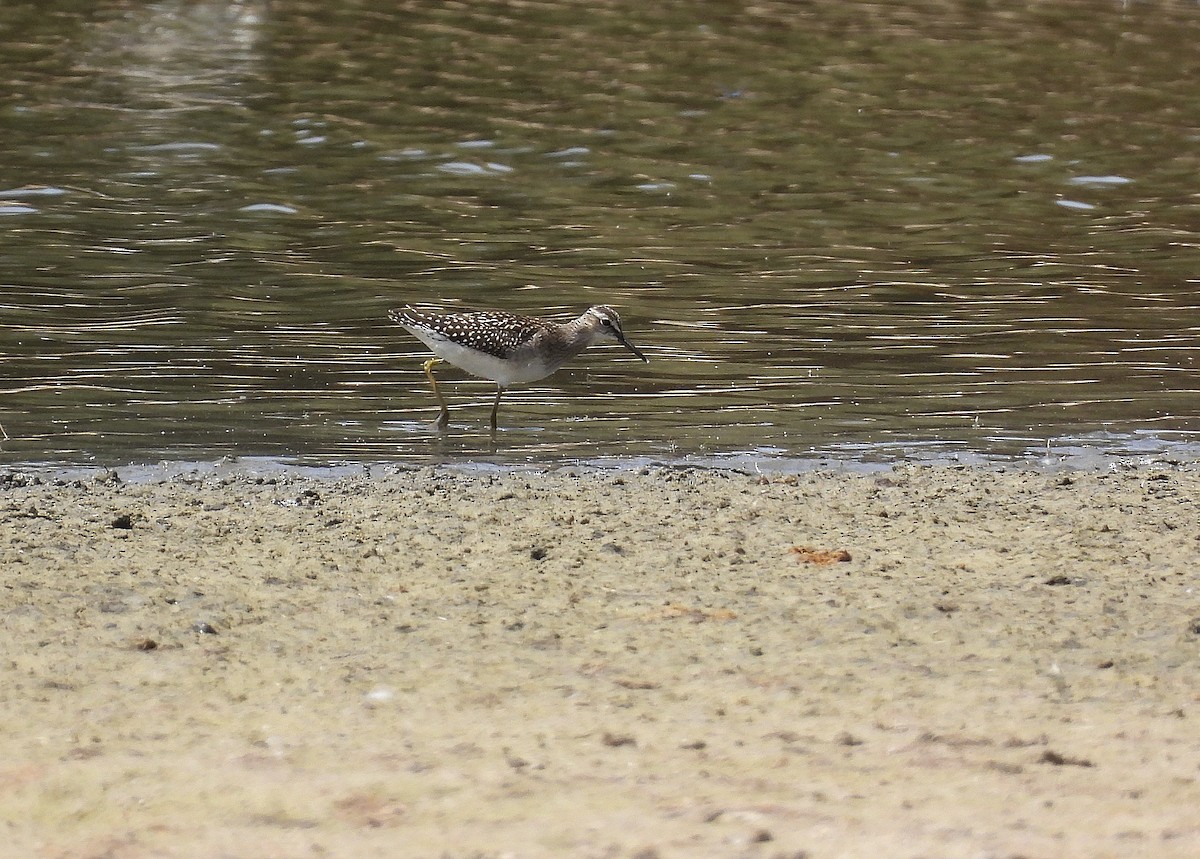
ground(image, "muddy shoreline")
xmin=2 ymin=462 xmax=1198 ymax=858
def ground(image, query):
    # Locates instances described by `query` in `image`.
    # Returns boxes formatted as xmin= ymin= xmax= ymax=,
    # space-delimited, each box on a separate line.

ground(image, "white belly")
xmin=411 ymin=329 xmax=556 ymax=387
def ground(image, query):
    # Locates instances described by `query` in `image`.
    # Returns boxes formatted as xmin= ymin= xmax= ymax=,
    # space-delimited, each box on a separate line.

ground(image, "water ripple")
xmin=3 ymin=0 xmax=1200 ymax=466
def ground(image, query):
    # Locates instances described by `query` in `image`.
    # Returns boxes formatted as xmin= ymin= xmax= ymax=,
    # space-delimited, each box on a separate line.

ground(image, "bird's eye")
xmin=601 ymin=318 xmax=613 ymax=327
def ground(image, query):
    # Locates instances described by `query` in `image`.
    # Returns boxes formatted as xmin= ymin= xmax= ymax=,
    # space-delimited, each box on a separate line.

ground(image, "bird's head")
xmin=587 ymin=305 xmax=649 ymax=362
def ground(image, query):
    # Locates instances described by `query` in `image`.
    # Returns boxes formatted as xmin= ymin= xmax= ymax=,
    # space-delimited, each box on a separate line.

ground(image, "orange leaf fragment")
xmin=648 ymin=603 xmax=738 ymax=622
xmin=789 ymin=545 xmax=852 ymax=564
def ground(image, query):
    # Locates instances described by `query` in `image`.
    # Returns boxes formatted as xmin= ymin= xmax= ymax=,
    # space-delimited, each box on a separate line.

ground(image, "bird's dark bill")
xmin=619 ymin=336 xmax=649 ymax=362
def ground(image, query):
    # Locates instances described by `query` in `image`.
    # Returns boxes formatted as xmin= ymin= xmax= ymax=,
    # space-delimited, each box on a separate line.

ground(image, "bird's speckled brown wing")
xmin=389 ymin=307 xmax=549 ymax=359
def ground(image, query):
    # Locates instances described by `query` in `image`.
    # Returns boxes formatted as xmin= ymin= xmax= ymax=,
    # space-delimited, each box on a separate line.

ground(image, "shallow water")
xmin=2 ymin=0 xmax=1199 ymax=468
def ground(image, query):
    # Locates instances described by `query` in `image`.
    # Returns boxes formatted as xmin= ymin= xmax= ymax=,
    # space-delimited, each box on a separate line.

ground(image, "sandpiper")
xmin=389 ymin=304 xmax=648 ymax=429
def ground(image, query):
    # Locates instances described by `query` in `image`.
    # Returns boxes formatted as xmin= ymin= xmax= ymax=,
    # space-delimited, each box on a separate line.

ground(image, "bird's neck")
xmin=557 ymin=316 xmax=603 ymax=355
xmin=535 ymin=315 xmax=601 ymax=370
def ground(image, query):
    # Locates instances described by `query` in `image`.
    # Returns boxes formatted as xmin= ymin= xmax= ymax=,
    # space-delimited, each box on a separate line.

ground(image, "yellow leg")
xmin=490 ymin=386 xmax=505 ymax=430
xmin=422 ymin=357 xmax=450 ymax=429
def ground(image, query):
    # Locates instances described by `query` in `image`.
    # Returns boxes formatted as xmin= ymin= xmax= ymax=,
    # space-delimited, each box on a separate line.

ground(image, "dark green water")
xmin=2 ymin=0 xmax=1199 ymax=468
